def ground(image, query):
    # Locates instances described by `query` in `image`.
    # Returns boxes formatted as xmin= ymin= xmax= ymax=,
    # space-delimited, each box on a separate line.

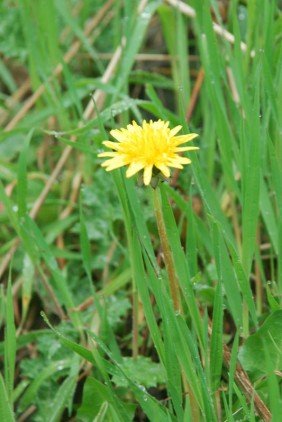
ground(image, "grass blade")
xmin=0 ymin=374 xmax=14 ymax=422
xmin=4 ymin=271 xmax=16 ymax=405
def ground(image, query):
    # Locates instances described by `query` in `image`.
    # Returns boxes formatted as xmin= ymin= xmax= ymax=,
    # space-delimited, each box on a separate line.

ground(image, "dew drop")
xmin=140 ymin=11 xmax=150 ymax=19
xmin=238 ymin=12 xmax=245 ymax=21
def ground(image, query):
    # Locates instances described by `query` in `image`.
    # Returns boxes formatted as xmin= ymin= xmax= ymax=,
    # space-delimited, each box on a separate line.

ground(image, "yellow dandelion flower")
xmin=98 ymin=120 xmax=199 ymax=186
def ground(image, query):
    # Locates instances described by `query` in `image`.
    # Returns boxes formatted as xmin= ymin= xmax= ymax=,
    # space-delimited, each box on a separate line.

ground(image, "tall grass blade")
xmin=4 ymin=271 xmax=16 ymax=405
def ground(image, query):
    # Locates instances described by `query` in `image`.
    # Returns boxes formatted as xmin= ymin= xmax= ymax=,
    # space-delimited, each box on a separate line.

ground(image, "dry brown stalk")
xmin=166 ymin=0 xmax=254 ymax=56
xmin=223 ymin=343 xmax=271 ymax=422
xmin=39 ymin=270 xmax=67 ymax=321
xmin=0 ymin=31 xmax=125 ymax=281
xmin=226 ymin=67 xmax=240 ymax=105
xmin=208 ymin=322 xmax=271 ymax=422
xmin=0 ymin=0 xmax=152 ymax=281
xmin=56 ymin=172 xmax=83 ymax=269
xmin=186 ymin=68 xmax=205 ymax=121
xmin=4 ymin=0 xmax=114 ymax=132
xmin=79 ymin=52 xmax=199 ymax=62
xmin=171 ymin=68 xmax=205 ymax=187
xmin=0 ymin=1 xmax=85 ymax=126
xmin=18 ymin=405 xmax=37 ymax=422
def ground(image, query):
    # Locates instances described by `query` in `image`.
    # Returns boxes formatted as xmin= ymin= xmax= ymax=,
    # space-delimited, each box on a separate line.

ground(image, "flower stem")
xmin=152 ymin=186 xmax=181 ymax=312
xmin=152 ymin=185 xmax=200 ymax=420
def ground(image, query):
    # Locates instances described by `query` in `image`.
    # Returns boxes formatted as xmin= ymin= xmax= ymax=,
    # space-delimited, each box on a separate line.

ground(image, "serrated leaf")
xmin=112 ymin=356 xmax=166 ymax=388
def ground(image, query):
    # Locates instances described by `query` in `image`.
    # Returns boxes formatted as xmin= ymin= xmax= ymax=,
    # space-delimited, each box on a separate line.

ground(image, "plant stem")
xmin=152 ymin=185 xmax=200 ymax=421
xmin=152 ymin=186 xmax=181 ymax=312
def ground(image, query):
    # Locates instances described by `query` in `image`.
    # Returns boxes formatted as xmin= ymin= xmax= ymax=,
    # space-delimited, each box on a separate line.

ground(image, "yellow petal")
xmin=143 ymin=165 xmax=153 ymax=186
xmin=102 ymin=141 xmax=120 ymax=150
xmin=109 ymin=130 xmax=126 ymax=142
xmin=126 ymin=162 xmax=145 ymax=178
xmin=98 ymin=152 xmax=117 ymax=157
xmin=174 ymin=133 xmax=198 ymax=145
xmin=169 ymin=125 xmax=182 ymax=137
xmin=102 ymin=156 xmax=125 ymax=171
xmin=167 ymin=162 xmax=183 ymax=169
xmin=175 ymin=156 xmax=192 ymax=165
xmin=174 ymin=146 xmax=199 ymax=152
xmin=155 ymin=164 xmax=170 ymax=178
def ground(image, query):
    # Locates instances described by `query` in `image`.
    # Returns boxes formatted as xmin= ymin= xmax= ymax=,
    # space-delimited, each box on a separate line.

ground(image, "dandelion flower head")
xmin=98 ymin=120 xmax=199 ymax=186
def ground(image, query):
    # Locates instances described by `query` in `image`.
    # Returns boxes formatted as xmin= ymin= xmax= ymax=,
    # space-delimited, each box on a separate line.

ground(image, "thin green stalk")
xmin=113 ymin=173 xmax=140 ymax=359
xmin=125 ymin=220 xmax=139 ymax=359
xmin=132 ymin=284 xmax=139 ymax=359
xmin=123 ymin=231 xmax=140 ymax=359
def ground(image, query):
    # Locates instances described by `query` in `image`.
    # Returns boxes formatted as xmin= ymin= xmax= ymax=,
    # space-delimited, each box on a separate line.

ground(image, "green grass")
xmin=0 ymin=0 xmax=281 ymax=420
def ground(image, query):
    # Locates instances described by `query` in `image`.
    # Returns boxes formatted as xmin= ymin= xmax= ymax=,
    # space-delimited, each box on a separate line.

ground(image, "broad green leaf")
xmin=239 ymin=310 xmax=282 ymax=373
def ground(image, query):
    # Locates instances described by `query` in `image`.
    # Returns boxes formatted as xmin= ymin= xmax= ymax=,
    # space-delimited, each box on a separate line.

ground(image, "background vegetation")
xmin=0 ymin=0 xmax=281 ymax=420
